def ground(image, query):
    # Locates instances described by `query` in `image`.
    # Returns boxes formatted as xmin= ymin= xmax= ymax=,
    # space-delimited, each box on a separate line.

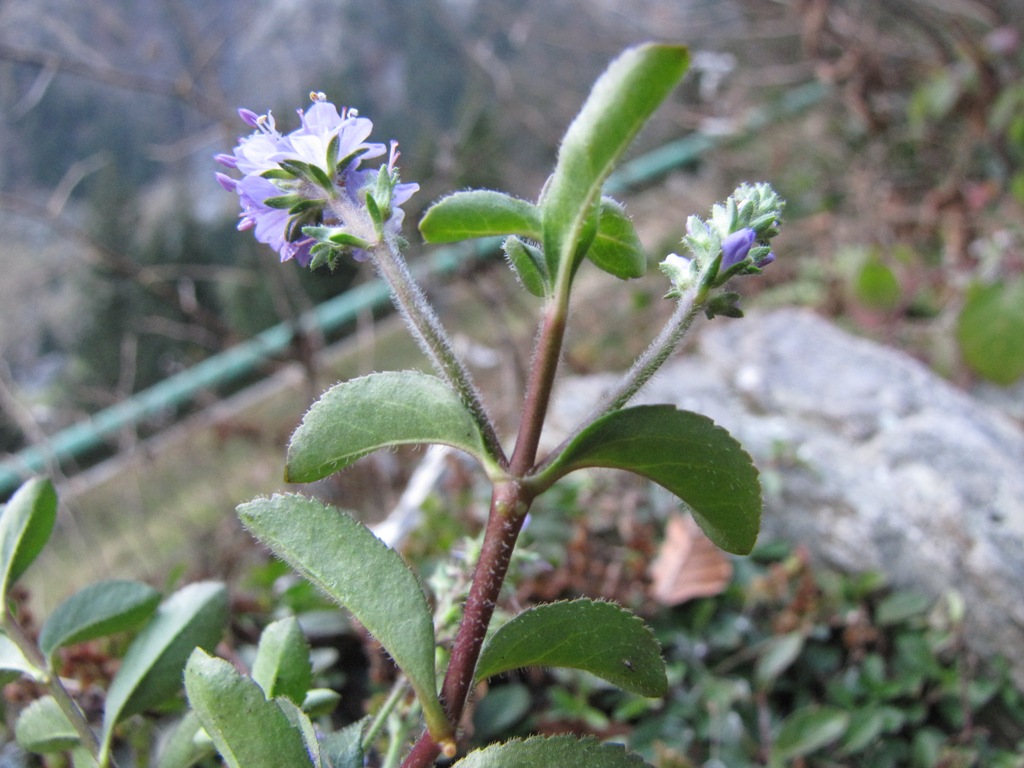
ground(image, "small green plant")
xmin=2 ymin=43 xmax=788 ymax=768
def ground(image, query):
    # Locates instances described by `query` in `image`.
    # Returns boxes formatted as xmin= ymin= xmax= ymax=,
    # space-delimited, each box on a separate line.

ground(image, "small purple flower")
xmin=216 ymin=92 xmax=417 ymax=266
xmin=720 ymin=228 xmax=756 ymax=271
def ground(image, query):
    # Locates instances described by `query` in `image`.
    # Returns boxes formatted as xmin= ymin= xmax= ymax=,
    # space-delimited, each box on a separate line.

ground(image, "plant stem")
xmin=400 ymin=483 xmax=531 ymax=768
xmin=363 ymin=678 xmax=411 ymax=751
xmin=371 ymin=236 xmax=506 ymax=469
xmin=400 ymin=281 xmax=572 ymax=767
xmin=509 ymin=297 xmax=569 ymax=475
xmin=2 ymin=612 xmax=107 ymax=765
xmin=536 ymin=283 xmax=706 ymax=474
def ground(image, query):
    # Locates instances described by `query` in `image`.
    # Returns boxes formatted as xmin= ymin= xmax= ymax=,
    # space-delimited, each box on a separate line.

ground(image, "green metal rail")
xmin=0 ymin=82 xmax=826 ymax=497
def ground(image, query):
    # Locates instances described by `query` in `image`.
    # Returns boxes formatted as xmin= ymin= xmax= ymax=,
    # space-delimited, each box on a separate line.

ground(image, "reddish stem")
xmin=400 ymin=297 xmax=569 ymax=768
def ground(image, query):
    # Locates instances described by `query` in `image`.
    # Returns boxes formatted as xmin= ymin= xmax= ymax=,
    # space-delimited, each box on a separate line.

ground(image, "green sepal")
xmin=285 ymin=371 xmax=493 ymax=483
xmin=301 ymin=225 xmax=371 ymax=251
xmin=184 ymin=650 xmax=314 ymax=768
xmin=264 ymin=194 xmax=306 ymax=210
xmin=279 ymin=159 xmax=334 ymax=192
xmin=476 ymin=599 xmax=667 ymax=697
xmin=364 ymin=192 xmax=385 ymax=239
xmin=0 ymin=477 xmax=57 ymax=611
xmin=307 ymin=244 xmax=337 ymax=271
xmin=236 ymin=494 xmax=451 ymax=743
xmin=585 ymin=197 xmax=647 ymax=279
xmin=539 ymin=43 xmax=689 ymax=280
xmin=325 ymin=133 xmax=341 ymax=174
xmin=534 ymin=405 xmax=761 ymax=554
xmin=453 ymin=735 xmax=652 ymax=768
xmin=261 ymin=168 xmax=295 ymax=181
xmin=705 ymin=291 xmax=744 ymax=319
xmin=504 ymin=236 xmax=549 ymax=297
xmin=419 ymin=190 xmax=542 ymax=244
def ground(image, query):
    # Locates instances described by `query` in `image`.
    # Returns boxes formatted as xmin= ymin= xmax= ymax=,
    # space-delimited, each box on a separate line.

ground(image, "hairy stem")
xmin=537 ymin=283 xmax=706 ymax=473
xmin=400 ymin=279 xmax=573 ymax=767
xmin=400 ymin=483 xmax=531 ymax=768
xmin=2 ymin=612 xmax=107 ymax=765
xmin=371 ymin=236 xmax=506 ymax=468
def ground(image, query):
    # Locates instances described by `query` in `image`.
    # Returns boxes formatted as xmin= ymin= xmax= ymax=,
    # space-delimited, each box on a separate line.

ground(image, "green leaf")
xmin=536 ymin=405 xmax=761 ymax=554
xmin=14 ymin=695 xmax=80 ymax=753
xmin=0 ymin=477 xmax=57 ymax=608
xmin=184 ymin=650 xmax=313 ymax=768
xmin=252 ymin=617 xmax=311 ymax=704
xmin=302 ymin=688 xmax=341 ymax=718
xmin=101 ymin=581 xmax=228 ymax=751
xmin=0 ymin=632 xmax=42 ymax=683
xmin=476 ymin=599 xmax=666 ymax=697
xmin=320 ymin=718 xmax=367 ymax=768
xmin=539 ymin=43 xmax=688 ymax=278
xmin=419 ymin=190 xmax=541 ymax=243
xmin=453 ymin=735 xmax=652 ymax=768
xmin=38 ymin=580 xmax=161 ymax=665
xmin=585 ymin=198 xmax=647 ymax=279
xmin=956 ymin=276 xmax=1024 ymax=385
xmin=504 ymin=236 xmax=549 ymax=297
xmin=773 ymin=706 xmax=850 ymax=761
xmin=838 ymin=707 xmax=894 ymax=756
xmin=755 ymin=632 xmax=805 ymax=690
xmin=237 ymin=494 xmax=449 ymax=741
xmin=285 ymin=371 xmax=490 ymax=483
xmin=875 ymin=590 xmax=932 ymax=627
xmin=854 ymin=254 xmax=901 ymax=310
xmin=155 ymin=712 xmax=214 ymax=768
xmin=276 ymin=698 xmax=324 ymax=768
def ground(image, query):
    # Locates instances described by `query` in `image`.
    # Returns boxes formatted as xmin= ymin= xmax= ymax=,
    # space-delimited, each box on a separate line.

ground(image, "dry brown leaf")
xmin=649 ymin=514 xmax=733 ymax=606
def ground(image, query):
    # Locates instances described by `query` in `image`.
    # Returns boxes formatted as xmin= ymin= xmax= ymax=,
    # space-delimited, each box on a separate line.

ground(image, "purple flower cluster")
xmin=216 ymin=93 xmax=417 ymax=266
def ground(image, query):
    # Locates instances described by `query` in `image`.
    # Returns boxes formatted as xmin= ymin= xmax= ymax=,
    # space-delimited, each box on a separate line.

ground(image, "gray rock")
xmin=548 ymin=308 xmax=1024 ymax=682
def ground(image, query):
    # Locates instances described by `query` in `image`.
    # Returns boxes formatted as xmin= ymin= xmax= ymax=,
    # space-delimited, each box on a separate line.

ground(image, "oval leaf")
xmin=419 ymin=190 xmax=541 ymax=243
xmin=0 ymin=477 xmax=57 ymax=607
xmin=185 ymin=650 xmax=313 ymax=768
xmin=476 ymin=599 xmax=666 ymax=697
xmin=956 ymin=276 xmax=1024 ymax=385
xmin=537 ymin=405 xmax=761 ymax=554
xmin=38 ymin=580 xmax=161 ymax=664
xmin=754 ymin=632 xmax=805 ymax=690
xmin=101 ymin=581 xmax=229 ymax=750
xmin=773 ymin=706 xmax=850 ymax=761
xmin=586 ymin=198 xmax=647 ymax=279
xmin=286 ymin=371 xmax=489 ymax=483
xmin=252 ymin=616 xmax=311 ymax=704
xmin=540 ymin=43 xmax=689 ymax=276
xmin=237 ymin=494 xmax=448 ymax=740
xmin=14 ymin=695 xmax=80 ymax=753
xmin=453 ymin=735 xmax=652 ymax=768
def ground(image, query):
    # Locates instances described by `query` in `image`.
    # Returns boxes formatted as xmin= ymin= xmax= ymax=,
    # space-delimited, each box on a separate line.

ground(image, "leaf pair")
xmin=287 ymin=373 xmax=761 ymax=555
xmin=420 ymin=44 xmax=690 ymax=294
